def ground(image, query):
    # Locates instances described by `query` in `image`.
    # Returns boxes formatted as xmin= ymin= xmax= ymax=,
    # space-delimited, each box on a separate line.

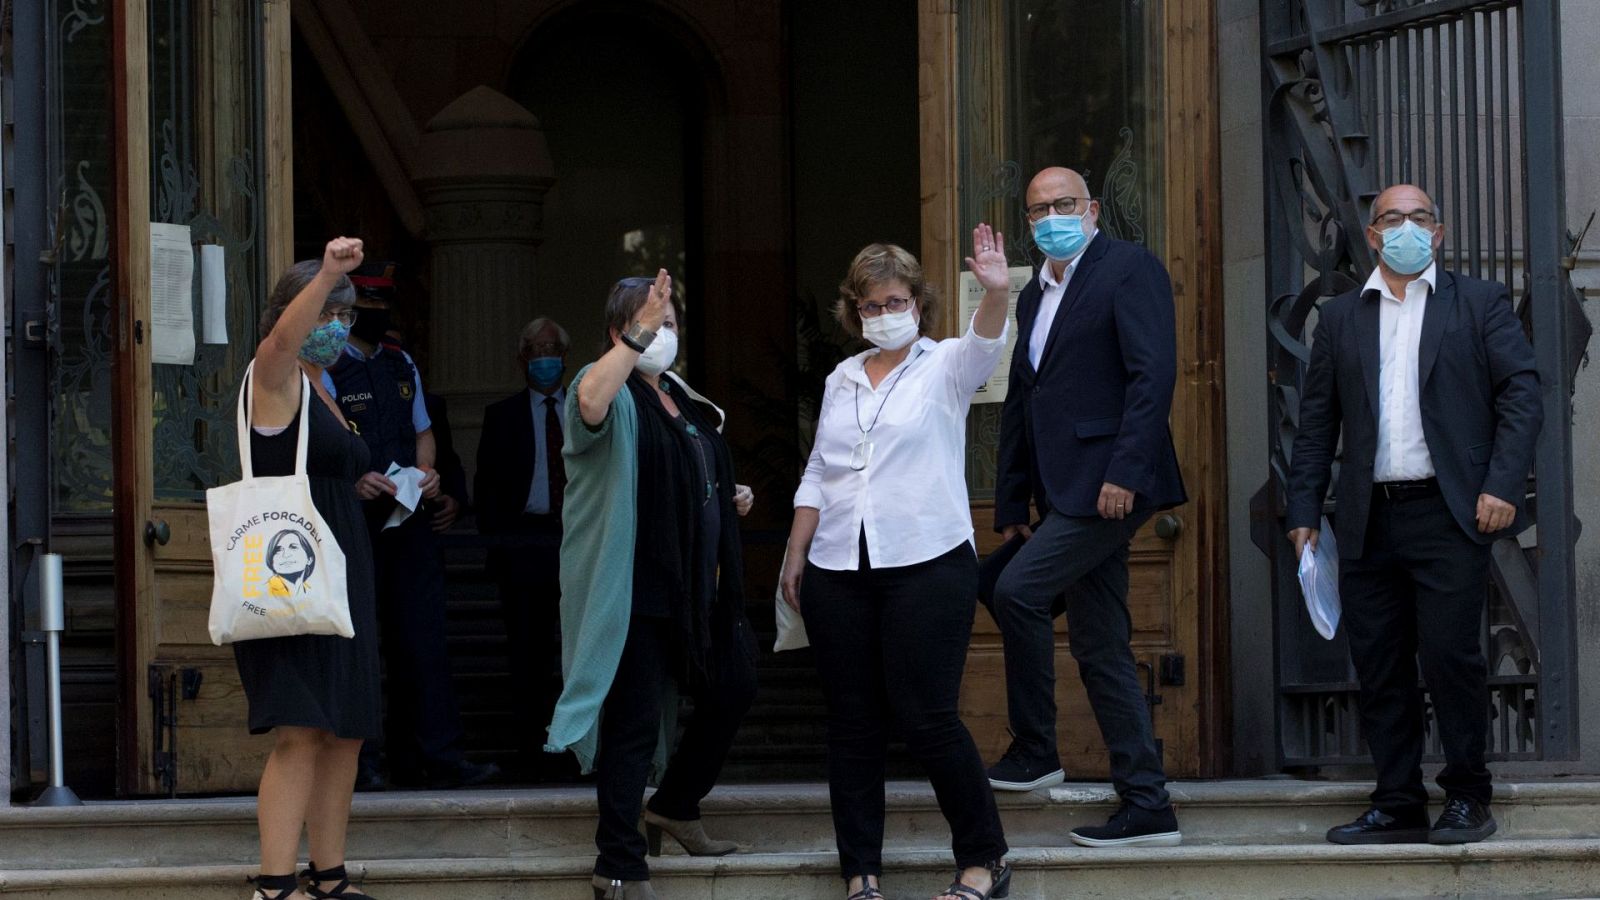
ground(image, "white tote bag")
xmin=772 ymin=549 xmax=810 ymax=652
xmin=206 ymin=362 xmax=354 ymax=645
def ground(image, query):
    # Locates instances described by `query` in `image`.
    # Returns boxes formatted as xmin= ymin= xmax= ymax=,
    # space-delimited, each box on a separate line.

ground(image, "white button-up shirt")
xmin=1367 ymin=263 xmax=1437 ymax=482
xmin=1027 ymin=230 xmax=1096 ymax=369
xmin=794 ymin=318 xmax=1008 ymax=571
xmin=524 ymin=386 xmax=565 ymax=515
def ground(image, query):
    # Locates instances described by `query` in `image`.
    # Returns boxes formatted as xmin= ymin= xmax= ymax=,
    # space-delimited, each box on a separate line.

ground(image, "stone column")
xmin=414 ymin=86 xmax=555 ymax=488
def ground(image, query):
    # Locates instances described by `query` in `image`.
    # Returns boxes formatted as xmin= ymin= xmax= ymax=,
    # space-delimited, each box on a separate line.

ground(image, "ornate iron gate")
xmin=1256 ymin=0 xmax=1589 ymax=765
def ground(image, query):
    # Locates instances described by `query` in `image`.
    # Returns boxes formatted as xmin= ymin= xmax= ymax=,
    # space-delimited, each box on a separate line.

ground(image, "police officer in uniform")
xmin=327 ymin=261 xmax=498 ymax=790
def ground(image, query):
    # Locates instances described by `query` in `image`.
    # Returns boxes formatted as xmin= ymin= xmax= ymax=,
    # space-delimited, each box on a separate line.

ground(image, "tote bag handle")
xmin=235 ymin=360 xmax=314 ymax=479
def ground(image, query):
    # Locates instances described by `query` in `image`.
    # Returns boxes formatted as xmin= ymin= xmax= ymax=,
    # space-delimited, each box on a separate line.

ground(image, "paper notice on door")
xmin=200 ymin=244 xmax=229 ymax=345
xmin=959 ymin=265 xmax=1032 ymax=404
xmin=150 ymin=222 xmax=196 ymax=365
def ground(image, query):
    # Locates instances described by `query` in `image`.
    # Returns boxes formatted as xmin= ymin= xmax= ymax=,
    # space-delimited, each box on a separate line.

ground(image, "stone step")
xmin=2 ymin=841 xmax=1598 ymax=899
xmin=3 ymin=780 xmax=1597 ymax=871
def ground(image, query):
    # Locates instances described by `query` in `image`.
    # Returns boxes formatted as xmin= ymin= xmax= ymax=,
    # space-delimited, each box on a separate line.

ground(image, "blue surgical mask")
xmin=1032 ymin=214 xmax=1089 ymax=261
xmin=527 ymin=356 xmax=564 ymax=389
xmin=1378 ymin=220 xmax=1436 ymax=275
xmin=299 ymin=320 xmax=349 ymax=368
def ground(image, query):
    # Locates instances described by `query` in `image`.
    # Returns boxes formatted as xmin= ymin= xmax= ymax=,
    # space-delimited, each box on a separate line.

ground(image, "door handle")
xmin=144 ymin=519 xmax=172 ymax=547
xmin=1154 ymin=514 xmax=1183 ymax=541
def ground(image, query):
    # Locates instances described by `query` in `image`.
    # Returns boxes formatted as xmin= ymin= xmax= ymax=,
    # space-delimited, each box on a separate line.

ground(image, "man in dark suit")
xmin=1287 ymin=184 xmax=1541 ymax=845
xmin=475 ymin=316 xmax=569 ymax=776
xmin=983 ymin=167 xmax=1188 ymax=848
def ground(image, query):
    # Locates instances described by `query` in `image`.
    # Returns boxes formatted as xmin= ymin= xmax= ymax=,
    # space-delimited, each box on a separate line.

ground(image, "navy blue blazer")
xmin=994 ymin=233 xmax=1187 ymax=527
xmin=1285 ymin=269 xmax=1542 ymax=558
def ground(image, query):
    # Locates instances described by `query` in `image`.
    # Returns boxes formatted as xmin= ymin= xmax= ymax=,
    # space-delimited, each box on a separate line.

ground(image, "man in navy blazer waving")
xmin=1287 ymin=184 xmax=1541 ymax=845
xmin=983 ymin=167 xmax=1187 ymax=848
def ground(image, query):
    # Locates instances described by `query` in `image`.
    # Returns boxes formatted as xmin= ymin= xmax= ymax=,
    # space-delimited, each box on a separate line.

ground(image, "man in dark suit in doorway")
xmin=1287 ymin=184 xmax=1542 ymax=845
xmin=982 ymin=166 xmax=1188 ymax=848
xmin=475 ymin=316 xmax=570 ymax=778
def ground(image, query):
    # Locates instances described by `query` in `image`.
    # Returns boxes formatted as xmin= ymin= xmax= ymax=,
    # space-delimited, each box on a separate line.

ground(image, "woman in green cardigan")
xmin=545 ymin=269 xmax=759 ymax=900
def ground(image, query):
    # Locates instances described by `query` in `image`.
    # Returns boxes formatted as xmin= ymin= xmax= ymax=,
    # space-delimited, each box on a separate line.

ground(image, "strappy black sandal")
xmin=847 ymin=886 xmax=885 ymax=900
xmin=249 ymin=873 xmax=299 ymax=900
xmin=933 ymin=860 xmax=1011 ymax=900
xmin=304 ymin=862 xmax=375 ymax=899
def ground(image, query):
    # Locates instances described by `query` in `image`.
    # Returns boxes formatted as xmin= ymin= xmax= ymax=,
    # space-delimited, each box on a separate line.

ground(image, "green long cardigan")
xmin=542 ymin=364 xmax=679 ymax=776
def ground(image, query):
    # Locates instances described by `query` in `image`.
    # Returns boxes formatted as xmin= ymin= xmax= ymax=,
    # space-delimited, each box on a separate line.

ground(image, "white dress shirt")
xmin=1367 ymin=263 xmax=1437 ymax=481
xmin=524 ymin=386 xmax=565 ymax=515
xmin=1027 ymin=230 xmax=1096 ymax=369
xmin=795 ymin=316 xmax=1008 ymax=571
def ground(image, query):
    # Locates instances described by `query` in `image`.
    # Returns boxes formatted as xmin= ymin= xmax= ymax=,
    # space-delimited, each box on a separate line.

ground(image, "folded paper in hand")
xmin=383 ymin=463 xmax=426 ymax=530
xmin=1297 ymin=515 xmax=1341 ymax=640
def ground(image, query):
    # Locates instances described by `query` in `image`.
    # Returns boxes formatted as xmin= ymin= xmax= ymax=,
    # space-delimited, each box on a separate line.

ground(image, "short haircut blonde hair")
xmin=833 ymin=243 xmax=938 ymax=340
xmin=519 ymin=316 xmax=570 ymax=354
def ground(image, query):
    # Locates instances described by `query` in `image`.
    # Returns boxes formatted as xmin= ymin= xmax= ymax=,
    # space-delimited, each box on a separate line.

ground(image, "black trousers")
xmin=980 ymin=509 xmax=1170 ymax=811
xmin=800 ymin=540 xmax=1008 ymax=879
xmin=490 ymin=514 xmax=562 ymax=759
xmin=594 ymin=616 xmax=757 ymax=881
xmin=360 ymin=506 xmax=466 ymax=774
xmin=1342 ymin=488 xmax=1492 ymax=811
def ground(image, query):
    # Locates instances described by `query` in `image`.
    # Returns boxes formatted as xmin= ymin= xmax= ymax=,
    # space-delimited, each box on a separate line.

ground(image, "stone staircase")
xmin=3 ymin=780 xmax=1599 ymax=898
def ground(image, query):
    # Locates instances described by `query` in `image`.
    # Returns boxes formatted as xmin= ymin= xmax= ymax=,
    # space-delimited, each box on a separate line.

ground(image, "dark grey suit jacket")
xmin=1286 ymin=269 xmax=1542 ymax=559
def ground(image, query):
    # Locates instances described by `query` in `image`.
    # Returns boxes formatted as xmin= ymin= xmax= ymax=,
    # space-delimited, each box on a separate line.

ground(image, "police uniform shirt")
xmin=322 ymin=344 xmax=432 ymax=434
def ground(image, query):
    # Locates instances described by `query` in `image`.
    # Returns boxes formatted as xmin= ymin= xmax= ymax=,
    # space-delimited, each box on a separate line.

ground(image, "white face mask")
xmin=861 ymin=309 xmax=920 ymax=350
xmin=634 ymin=326 xmax=679 ymax=376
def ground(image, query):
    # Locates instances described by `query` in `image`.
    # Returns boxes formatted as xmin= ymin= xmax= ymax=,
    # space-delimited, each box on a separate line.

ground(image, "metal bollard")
xmin=33 ymin=553 xmax=82 ymax=807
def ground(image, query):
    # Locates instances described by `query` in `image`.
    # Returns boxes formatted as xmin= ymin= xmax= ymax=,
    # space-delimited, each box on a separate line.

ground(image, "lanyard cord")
xmin=853 ymin=346 xmax=922 ymax=436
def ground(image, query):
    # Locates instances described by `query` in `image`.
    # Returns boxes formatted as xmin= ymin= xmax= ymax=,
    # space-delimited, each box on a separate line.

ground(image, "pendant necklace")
xmin=851 ymin=348 xmax=918 ymax=470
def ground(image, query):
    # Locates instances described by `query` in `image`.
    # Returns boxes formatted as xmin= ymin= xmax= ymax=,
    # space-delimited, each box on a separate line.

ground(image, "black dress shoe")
xmin=1428 ymin=798 xmax=1497 ymax=844
xmin=353 ymin=766 xmax=388 ymax=793
xmin=427 ymin=759 xmax=501 ymax=790
xmin=1325 ymin=807 xmax=1430 ymax=845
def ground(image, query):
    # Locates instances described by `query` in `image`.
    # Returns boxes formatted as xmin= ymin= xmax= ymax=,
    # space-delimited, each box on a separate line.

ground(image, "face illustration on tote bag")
xmin=207 ymin=362 xmax=354 ymax=644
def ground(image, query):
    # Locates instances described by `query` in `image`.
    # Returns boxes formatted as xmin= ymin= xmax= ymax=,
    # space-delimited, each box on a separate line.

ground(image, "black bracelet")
xmin=619 ymin=332 xmax=648 ymax=353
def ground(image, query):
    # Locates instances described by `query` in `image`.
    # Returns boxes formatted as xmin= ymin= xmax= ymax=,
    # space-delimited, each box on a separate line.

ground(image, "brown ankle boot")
xmin=592 ymin=874 xmax=658 ymax=899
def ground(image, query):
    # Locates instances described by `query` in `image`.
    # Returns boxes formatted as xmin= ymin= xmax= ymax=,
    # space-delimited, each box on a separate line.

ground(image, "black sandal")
xmin=934 ymin=860 xmax=1011 ymax=900
xmin=304 ymin=862 xmax=375 ymax=899
xmin=250 ymin=873 xmax=299 ymax=900
xmin=847 ymin=887 xmax=885 ymax=900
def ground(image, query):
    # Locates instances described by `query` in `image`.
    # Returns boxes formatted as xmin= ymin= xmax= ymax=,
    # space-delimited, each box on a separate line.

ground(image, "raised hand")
xmin=964 ymin=223 xmax=1009 ymax=292
xmin=636 ymin=268 xmax=673 ymax=332
xmin=322 ymin=236 xmax=364 ymax=277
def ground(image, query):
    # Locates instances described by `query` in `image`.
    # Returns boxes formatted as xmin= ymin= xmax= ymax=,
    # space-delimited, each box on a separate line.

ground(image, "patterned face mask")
xmin=299 ymin=320 xmax=350 ymax=367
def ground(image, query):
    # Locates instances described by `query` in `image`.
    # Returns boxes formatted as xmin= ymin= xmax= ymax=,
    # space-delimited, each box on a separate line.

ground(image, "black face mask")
xmin=350 ymin=307 xmax=391 ymax=345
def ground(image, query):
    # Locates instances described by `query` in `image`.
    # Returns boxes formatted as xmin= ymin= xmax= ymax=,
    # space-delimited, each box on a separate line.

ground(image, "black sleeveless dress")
xmin=232 ymin=394 xmax=382 ymax=739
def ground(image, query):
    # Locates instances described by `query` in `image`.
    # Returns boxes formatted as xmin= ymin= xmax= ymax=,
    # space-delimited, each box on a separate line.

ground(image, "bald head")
xmin=1370 ymin=184 xmax=1438 ymax=225
xmin=1026 ymin=167 xmax=1091 ymax=207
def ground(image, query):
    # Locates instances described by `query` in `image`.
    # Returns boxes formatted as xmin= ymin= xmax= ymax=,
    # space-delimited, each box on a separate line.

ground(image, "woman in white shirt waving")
xmin=783 ymin=228 xmax=1012 ymax=900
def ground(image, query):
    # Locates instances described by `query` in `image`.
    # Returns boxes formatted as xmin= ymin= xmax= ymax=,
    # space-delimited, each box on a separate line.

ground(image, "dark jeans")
xmin=361 ymin=507 xmax=466 ymax=774
xmin=801 ymin=539 xmax=1008 ymax=879
xmin=1342 ymin=488 xmax=1492 ymax=812
xmin=594 ymin=616 xmax=757 ymax=882
xmin=981 ymin=509 xmax=1170 ymax=811
xmin=490 ymin=514 xmax=562 ymax=758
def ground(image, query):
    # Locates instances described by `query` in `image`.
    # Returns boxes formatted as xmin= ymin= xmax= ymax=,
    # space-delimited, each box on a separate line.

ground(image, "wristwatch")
xmin=620 ymin=322 xmax=657 ymax=353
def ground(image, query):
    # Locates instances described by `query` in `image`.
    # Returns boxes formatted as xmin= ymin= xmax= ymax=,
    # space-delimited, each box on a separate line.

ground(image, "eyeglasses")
xmin=1025 ymin=195 xmax=1092 ymax=222
xmin=857 ymin=296 xmax=916 ymax=318
xmin=319 ymin=308 xmax=358 ymax=326
xmin=1370 ymin=208 xmax=1438 ymax=229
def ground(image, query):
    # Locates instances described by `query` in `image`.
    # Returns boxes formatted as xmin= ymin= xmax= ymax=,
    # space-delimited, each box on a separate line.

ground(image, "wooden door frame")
xmin=112 ymin=0 xmax=295 ymax=795
xmin=916 ymin=0 xmax=1230 ymax=775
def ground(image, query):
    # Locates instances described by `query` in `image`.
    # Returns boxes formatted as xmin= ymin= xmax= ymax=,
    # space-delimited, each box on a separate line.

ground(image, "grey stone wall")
xmin=1218 ymin=0 xmax=1276 ymax=775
